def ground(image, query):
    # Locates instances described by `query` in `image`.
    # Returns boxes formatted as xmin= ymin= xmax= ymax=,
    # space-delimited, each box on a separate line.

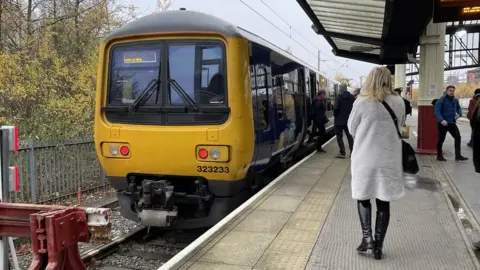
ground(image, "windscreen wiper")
xmin=168 ymin=79 xmax=199 ymax=111
xmin=129 ymin=79 xmax=160 ymax=112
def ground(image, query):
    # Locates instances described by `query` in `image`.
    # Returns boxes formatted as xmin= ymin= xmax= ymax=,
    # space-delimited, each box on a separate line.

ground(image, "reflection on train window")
xmin=284 ymin=93 xmax=295 ymax=121
xmin=274 ymin=77 xmax=284 ymax=120
xmin=108 ymin=45 xmax=161 ymax=105
xmin=167 ymin=42 xmax=226 ymax=105
xmin=326 ymin=98 xmax=333 ymax=111
xmin=261 ymin=99 xmax=269 ymax=129
xmin=251 ymin=64 xmax=270 ymax=130
xmin=284 ymin=81 xmax=295 ymax=93
xmin=201 ymin=64 xmax=219 ymax=88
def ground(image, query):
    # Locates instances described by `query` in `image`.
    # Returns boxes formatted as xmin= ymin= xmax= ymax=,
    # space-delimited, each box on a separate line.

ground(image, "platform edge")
xmin=158 ymin=136 xmax=337 ymax=270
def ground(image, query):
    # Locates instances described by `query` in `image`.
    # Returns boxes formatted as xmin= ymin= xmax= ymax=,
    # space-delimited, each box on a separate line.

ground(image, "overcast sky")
xmin=122 ymin=0 xmax=379 ymax=87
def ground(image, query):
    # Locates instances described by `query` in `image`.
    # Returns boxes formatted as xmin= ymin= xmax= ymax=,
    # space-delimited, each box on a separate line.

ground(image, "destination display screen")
xmin=439 ymin=0 xmax=480 ymax=7
xmin=434 ymin=0 xmax=480 ymax=22
xmin=123 ymin=50 xmax=157 ymax=64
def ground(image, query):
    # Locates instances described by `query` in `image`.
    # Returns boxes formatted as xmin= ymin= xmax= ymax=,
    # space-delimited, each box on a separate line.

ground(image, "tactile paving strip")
xmin=307 ymin=169 xmax=478 ymax=270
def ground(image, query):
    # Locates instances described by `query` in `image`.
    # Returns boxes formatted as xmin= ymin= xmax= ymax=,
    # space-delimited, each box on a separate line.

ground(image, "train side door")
xmin=249 ymin=63 xmax=260 ymax=166
xmin=308 ymin=72 xmax=316 ymax=128
xmin=273 ymin=76 xmax=286 ymax=153
xmin=255 ymin=65 xmax=275 ymax=165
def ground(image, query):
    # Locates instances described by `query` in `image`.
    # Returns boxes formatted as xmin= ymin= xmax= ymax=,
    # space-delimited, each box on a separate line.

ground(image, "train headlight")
xmin=109 ymin=145 xmax=119 ymax=156
xmin=102 ymin=142 xmax=130 ymax=158
xmin=195 ymin=145 xmax=230 ymax=162
xmin=210 ymin=148 xmax=221 ymax=160
xmin=198 ymin=148 xmax=208 ymax=159
xmin=120 ymin=146 xmax=130 ymax=156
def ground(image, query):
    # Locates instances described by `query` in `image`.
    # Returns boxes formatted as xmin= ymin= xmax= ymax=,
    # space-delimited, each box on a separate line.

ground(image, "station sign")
xmin=434 ymin=0 xmax=480 ymax=22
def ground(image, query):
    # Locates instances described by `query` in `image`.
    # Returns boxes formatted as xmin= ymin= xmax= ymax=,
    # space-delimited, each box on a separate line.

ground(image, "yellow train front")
xmin=95 ymin=10 xmax=337 ymax=229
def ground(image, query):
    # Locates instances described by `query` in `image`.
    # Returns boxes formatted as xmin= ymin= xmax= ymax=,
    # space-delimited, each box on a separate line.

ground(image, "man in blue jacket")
xmin=434 ymin=85 xmax=468 ymax=161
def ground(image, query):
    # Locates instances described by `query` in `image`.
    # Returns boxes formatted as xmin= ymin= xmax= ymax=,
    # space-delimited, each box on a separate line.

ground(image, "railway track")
xmin=82 ymin=224 xmax=207 ymax=270
xmin=79 ymin=138 xmax=330 ymax=270
xmin=80 ymin=198 xmax=207 ymax=269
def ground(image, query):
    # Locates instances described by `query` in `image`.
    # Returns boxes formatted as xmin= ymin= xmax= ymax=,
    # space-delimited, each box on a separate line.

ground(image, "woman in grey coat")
xmin=347 ymin=67 xmax=406 ymax=260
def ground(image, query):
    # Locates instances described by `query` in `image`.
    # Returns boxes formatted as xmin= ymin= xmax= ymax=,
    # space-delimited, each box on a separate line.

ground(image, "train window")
xmin=201 ymin=64 xmax=219 ymax=88
xmin=250 ymin=64 xmax=270 ymax=130
xmin=283 ymin=93 xmax=295 ymax=121
xmin=256 ymin=66 xmax=270 ymax=130
xmin=326 ymin=98 xmax=333 ymax=111
xmin=306 ymin=75 xmax=310 ymax=97
xmin=273 ymin=75 xmax=285 ymax=120
xmin=108 ymin=45 xmax=161 ymax=105
xmin=167 ymin=42 xmax=226 ymax=106
xmin=284 ymin=80 xmax=295 ymax=93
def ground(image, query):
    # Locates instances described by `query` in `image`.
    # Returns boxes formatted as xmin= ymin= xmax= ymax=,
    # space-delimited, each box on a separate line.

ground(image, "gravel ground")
xmin=92 ymin=243 xmax=176 ymax=270
xmin=7 ymin=187 xmax=142 ymax=270
xmin=46 ymin=186 xmax=117 ymax=206
xmin=91 ymin=229 xmax=206 ymax=270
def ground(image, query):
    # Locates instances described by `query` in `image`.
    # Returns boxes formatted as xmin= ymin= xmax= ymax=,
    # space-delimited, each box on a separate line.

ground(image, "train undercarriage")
xmin=112 ymin=175 xmax=250 ymax=229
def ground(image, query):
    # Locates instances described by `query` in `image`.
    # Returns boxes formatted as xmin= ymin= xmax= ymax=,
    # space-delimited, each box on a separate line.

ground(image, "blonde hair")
xmin=360 ymin=66 xmax=395 ymax=101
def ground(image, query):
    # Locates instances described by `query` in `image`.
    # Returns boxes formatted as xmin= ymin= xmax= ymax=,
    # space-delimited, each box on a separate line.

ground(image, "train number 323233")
xmin=197 ymin=166 xmax=230 ymax=173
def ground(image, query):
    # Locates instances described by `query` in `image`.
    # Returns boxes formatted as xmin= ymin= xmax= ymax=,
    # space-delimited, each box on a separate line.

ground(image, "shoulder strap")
xmin=381 ymin=101 xmax=402 ymax=139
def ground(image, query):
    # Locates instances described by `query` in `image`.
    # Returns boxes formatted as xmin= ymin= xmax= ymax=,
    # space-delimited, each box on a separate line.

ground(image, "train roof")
xmin=105 ymin=10 xmax=347 ymax=86
xmin=236 ymin=27 xmax=337 ymax=83
xmin=104 ymin=10 xmax=242 ymax=41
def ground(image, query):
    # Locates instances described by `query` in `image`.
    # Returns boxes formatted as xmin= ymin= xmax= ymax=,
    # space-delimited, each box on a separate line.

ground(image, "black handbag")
xmin=381 ymin=101 xmax=420 ymax=174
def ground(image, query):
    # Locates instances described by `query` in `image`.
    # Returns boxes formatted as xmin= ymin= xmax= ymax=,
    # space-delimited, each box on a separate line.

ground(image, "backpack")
xmin=433 ymin=96 xmax=458 ymax=121
xmin=432 ymin=97 xmax=444 ymax=119
xmin=404 ymin=98 xmax=412 ymax=115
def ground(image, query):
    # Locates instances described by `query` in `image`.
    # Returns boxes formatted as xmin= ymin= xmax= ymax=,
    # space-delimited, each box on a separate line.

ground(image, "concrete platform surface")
xmin=171 ymin=136 xmax=479 ymax=270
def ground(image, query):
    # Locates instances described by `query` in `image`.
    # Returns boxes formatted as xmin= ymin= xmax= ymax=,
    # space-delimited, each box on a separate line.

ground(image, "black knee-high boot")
xmin=373 ymin=210 xmax=390 ymax=260
xmin=356 ymin=201 xmax=374 ymax=251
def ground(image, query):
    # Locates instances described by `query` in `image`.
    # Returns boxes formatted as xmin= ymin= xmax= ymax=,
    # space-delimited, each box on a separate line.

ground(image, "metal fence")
xmin=8 ymin=137 xmax=107 ymax=203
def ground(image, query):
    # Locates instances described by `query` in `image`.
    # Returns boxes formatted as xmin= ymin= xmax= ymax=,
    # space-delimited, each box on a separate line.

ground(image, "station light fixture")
xmin=456 ymin=28 xmax=467 ymax=38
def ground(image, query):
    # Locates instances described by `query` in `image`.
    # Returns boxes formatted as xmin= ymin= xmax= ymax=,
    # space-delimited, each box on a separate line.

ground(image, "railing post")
xmin=28 ymin=141 xmax=37 ymax=203
xmin=0 ymin=128 xmax=9 ymax=270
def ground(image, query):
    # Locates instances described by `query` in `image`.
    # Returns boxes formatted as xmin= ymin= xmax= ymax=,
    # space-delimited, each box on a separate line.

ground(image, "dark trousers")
xmin=313 ymin=122 xmax=326 ymax=150
xmin=470 ymin=126 xmax=474 ymax=144
xmin=358 ymin=199 xmax=390 ymax=213
xmin=437 ymin=123 xmax=462 ymax=157
xmin=335 ymin=125 xmax=354 ymax=155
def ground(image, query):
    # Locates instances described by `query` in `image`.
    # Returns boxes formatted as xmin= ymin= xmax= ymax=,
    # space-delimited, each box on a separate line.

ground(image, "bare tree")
xmin=156 ymin=0 xmax=171 ymax=12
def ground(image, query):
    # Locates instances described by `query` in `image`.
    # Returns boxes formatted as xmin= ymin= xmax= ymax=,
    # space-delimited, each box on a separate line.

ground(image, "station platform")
xmin=161 ymin=112 xmax=480 ymax=270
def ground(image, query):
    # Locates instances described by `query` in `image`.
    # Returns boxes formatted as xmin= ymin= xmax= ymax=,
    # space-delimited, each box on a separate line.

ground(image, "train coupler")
xmin=138 ymin=209 xmax=178 ymax=227
xmin=138 ymin=179 xmax=178 ymax=227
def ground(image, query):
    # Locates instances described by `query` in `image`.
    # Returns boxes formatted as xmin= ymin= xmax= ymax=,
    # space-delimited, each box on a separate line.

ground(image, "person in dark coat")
xmin=394 ymin=88 xmax=412 ymax=122
xmin=306 ymin=96 xmax=314 ymax=143
xmin=434 ymin=85 xmax=468 ymax=161
xmin=471 ymin=101 xmax=480 ymax=173
xmin=312 ymin=89 xmax=328 ymax=152
xmin=333 ymin=88 xmax=355 ymax=158
xmin=353 ymin=88 xmax=360 ymax=100
xmin=467 ymin=89 xmax=480 ymax=148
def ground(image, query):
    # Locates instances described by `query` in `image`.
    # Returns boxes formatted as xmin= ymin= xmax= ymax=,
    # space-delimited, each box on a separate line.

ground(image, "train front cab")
xmin=94 ymin=28 xmax=258 ymax=229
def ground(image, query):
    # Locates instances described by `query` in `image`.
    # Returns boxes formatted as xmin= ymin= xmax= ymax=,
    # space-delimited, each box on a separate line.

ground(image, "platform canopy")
xmin=297 ymin=0 xmax=434 ymax=65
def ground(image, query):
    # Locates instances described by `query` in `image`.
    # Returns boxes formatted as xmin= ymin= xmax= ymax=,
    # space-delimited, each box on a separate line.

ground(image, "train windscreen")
xmin=108 ymin=44 xmax=161 ymax=105
xmin=107 ymin=41 xmax=227 ymax=107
